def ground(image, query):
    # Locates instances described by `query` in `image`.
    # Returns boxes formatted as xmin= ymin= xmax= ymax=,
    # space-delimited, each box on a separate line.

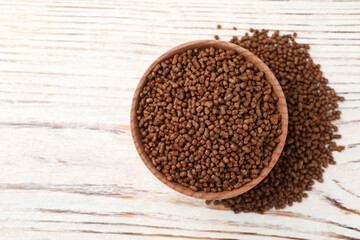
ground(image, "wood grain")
xmin=0 ymin=0 xmax=359 ymax=239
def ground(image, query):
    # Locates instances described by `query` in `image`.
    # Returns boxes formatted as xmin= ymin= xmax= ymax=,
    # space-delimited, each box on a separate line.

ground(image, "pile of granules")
xmin=207 ymin=29 xmax=344 ymax=213
xmin=137 ymin=47 xmax=282 ymax=193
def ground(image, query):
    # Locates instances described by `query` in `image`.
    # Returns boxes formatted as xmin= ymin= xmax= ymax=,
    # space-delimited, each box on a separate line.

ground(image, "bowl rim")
xmin=130 ymin=40 xmax=288 ymax=200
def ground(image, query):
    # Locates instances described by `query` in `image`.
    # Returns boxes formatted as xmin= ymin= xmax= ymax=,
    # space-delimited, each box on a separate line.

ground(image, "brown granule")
xmin=137 ymin=47 xmax=282 ymax=193
xmin=217 ymin=24 xmax=222 ymax=29
xmin=206 ymin=29 xmax=344 ymax=213
xmin=214 ymin=35 xmax=220 ymax=40
xmin=233 ymin=27 xmax=237 ymax=30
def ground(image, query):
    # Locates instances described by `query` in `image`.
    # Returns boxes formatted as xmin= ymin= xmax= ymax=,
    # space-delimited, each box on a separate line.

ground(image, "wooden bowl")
xmin=130 ymin=40 xmax=288 ymax=200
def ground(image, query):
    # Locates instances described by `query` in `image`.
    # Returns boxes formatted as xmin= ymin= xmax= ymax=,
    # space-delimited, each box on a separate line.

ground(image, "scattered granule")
xmin=206 ymin=29 xmax=344 ymax=213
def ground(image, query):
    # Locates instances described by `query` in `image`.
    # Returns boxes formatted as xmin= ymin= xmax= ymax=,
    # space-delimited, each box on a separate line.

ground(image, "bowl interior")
xmin=130 ymin=40 xmax=288 ymax=200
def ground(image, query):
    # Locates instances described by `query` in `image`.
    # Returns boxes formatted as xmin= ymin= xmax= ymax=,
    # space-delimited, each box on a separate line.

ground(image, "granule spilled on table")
xmin=206 ymin=29 xmax=344 ymax=213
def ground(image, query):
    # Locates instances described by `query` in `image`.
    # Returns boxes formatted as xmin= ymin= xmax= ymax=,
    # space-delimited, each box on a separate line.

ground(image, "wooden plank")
xmin=0 ymin=0 xmax=359 ymax=239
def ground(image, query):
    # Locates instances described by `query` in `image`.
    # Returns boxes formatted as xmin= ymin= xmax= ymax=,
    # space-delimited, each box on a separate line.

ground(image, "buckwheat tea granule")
xmin=206 ymin=29 xmax=344 ymax=213
xmin=137 ymin=47 xmax=282 ymax=193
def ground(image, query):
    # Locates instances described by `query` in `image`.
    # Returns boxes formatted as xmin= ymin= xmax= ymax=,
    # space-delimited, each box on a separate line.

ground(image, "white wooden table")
xmin=0 ymin=0 xmax=359 ymax=239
